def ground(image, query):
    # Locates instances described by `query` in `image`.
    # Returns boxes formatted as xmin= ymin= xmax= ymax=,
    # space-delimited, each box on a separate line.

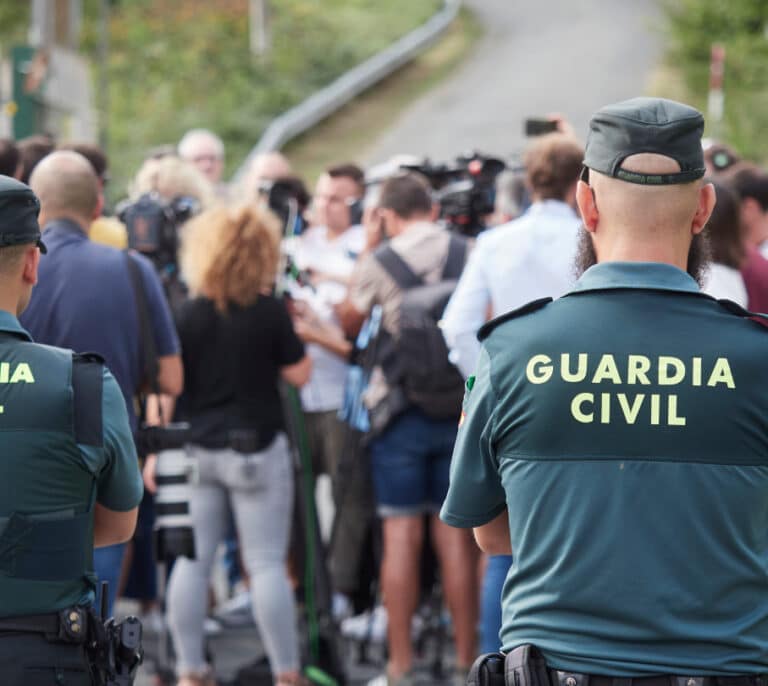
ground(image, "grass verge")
xmin=282 ymin=7 xmax=482 ymax=184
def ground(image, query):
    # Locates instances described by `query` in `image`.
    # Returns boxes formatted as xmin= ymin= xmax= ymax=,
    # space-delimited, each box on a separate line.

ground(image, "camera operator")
xmin=0 ymin=176 xmax=143 ymax=684
xmin=240 ymin=151 xmax=294 ymax=202
xmin=19 ymin=151 xmax=183 ymax=618
xmin=153 ymin=204 xmax=311 ymax=686
xmin=441 ymin=133 xmax=584 ymax=379
xmin=290 ymin=163 xmax=373 ymax=611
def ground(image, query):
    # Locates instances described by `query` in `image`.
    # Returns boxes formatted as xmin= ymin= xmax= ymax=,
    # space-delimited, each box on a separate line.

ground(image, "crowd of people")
xmin=0 ymin=108 xmax=766 ymax=686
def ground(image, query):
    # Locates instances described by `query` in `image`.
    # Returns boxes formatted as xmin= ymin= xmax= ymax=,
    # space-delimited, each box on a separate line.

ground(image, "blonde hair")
xmin=130 ymin=155 xmax=215 ymax=208
xmin=180 ymin=204 xmax=281 ymax=312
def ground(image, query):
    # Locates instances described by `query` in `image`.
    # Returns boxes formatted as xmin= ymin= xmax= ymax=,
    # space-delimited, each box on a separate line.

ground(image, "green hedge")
xmin=664 ymin=0 xmax=768 ymax=162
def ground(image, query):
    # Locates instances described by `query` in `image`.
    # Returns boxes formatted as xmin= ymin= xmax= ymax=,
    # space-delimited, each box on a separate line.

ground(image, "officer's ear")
xmin=691 ymin=182 xmax=716 ymax=236
xmin=576 ymin=179 xmax=599 ymax=232
xmin=22 ymin=245 xmax=40 ymax=286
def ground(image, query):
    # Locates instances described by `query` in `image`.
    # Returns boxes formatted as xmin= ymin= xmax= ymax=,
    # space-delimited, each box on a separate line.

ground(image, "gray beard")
xmin=573 ymin=226 xmax=711 ymax=287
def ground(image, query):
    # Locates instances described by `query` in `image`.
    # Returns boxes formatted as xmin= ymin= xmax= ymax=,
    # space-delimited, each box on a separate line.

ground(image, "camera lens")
xmin=154 ymin=449 xmax=196 ymax=560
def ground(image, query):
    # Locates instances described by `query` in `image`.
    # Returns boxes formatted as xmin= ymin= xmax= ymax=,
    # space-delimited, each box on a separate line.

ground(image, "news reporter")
xmin=164 ymin=204 xmax=311 ymax=686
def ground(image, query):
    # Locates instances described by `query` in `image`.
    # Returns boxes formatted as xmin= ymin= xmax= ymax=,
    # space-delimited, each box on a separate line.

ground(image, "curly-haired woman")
xmin=162 ymin=204 xmax=311 ymax=686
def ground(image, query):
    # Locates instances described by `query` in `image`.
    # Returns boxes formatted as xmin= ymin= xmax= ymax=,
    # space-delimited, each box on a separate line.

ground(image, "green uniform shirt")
xmin=441 ymin=262 xmax=768 ymax=676
xmin=0 ymin=311 xmax=142 ymax=615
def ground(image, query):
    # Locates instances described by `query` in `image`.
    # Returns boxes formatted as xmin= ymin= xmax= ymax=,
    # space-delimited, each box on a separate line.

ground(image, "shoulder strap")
xmin=374 ymin=245 xmax=423 ymax=289
xmin=71 ymin=352 xmax=104 ymax=447
xmin=124 ymin=250 xmax=159 ymax=394
xmin=478 ymin=297 xmax=553 ymax=341
xmin=716 ymin=297 xmax=768 ymax=324
xmin=442 ymin=234 xmax=468 ymax=280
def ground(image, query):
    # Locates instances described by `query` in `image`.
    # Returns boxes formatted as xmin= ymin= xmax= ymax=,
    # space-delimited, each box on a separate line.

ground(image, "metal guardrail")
xmin=233 ymin=0 xmax=461 ymax=181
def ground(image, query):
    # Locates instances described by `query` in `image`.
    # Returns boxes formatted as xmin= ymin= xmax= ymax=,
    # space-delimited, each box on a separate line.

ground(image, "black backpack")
xmin=374 ymin=233 xmax=468 ymax=419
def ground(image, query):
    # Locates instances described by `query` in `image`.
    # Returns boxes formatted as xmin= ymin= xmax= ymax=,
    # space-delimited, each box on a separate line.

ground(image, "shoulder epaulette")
xmin=478 ymin=297 xmax=553 ymax=342
xmin=716 ymin=298 xmax=768 ymax=325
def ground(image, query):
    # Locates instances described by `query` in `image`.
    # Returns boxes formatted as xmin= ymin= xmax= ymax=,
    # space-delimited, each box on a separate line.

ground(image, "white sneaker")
xmin=341 ymin=604 xmax=387 ymax=642
xmin=214 ymin=590 xmax=253 ymax=627
xmin=203 ymin=617 xmax=223 ymax=635
xmin=332 ymin=592 xmax=353 ymax=620
xmin=140 ymin=608 xmax=165 ymax=634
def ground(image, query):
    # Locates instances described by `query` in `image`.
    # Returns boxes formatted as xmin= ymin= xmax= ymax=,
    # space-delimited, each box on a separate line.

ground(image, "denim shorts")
xmin=369 ymin=407 xmax=458 ymax=517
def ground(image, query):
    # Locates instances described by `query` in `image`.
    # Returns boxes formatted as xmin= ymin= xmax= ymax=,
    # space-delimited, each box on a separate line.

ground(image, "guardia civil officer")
xmin=442 ymin=98 xmax=768 ymax=683
xmin=0 ymin=175 xmax=143 ymax=684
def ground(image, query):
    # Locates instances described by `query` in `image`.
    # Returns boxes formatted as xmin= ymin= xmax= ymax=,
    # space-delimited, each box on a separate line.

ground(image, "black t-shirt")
xmin=174 ymin=295 xmax=305 ymax=449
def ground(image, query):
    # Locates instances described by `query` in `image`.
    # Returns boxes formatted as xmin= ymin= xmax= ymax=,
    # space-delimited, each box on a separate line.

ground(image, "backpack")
xmin=374 ymin=233 xmax=468 ymax=419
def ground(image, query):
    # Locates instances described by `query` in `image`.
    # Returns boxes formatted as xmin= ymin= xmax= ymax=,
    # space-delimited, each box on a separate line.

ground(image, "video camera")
xmin=404 ymin=152 xmax=506 ymax=236
xmin=258 ymin=177 xmax=311 ymax=237
xmin=118 ymin=192 xmax=200 ymax=275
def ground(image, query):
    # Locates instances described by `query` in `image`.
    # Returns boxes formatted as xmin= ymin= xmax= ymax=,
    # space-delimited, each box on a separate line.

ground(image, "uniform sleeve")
xmin=441 ymin=240 xmax=491 ymax=379
xmin=137 ymin=255 xmax=181 ymax=357
xmin=274 ymin=298 xmax=306 ymax=366
xmin=96 ymin=368 xmax=144 ymax=511
xmin=440 ymin=346 xmax=506 ymax=528
xmin=348 ymin=254 xmax=381 ymax=316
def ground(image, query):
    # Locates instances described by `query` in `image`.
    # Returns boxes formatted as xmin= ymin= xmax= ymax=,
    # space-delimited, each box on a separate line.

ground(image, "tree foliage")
xmin=664 ymin=0 xmax=768 ymax=161
xmin=77 ymin=0 xmax=440 ymax=197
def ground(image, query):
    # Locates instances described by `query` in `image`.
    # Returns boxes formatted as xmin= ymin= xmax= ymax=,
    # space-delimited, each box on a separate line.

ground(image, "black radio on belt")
xmin=86 ymin=581 xmax=144 ymax=686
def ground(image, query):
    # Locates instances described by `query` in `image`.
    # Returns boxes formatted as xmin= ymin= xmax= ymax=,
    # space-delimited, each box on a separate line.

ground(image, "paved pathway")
xmin=367 ymin=0 xmax=663 ymax=165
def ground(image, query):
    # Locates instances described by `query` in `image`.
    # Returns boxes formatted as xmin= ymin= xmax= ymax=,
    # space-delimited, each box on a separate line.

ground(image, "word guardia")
xmin=0 ymin=362 xmax=36 ymax=414
xmin=526 ymin=353 xmax=734 ymax=427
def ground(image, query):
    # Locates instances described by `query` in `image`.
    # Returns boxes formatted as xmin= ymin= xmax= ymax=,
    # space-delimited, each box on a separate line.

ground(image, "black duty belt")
xmin=550 ymin=675 xmax=767 ymax=686
xmin=470 ymin=646 xmax=768 ymax=686
xmin=0 ymin=607 xmax=88 ymax=644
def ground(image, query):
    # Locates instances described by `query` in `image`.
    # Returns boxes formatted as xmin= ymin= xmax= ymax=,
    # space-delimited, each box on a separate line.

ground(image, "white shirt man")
xmin=439 ymin=181 xmax=582 ymax=665
xmin=293 ymin=222 xmax=364 ymax=411
xmin=290 ymin=164 xmax=371 ymax=600
xmin=442 ymin=134 xmax=585 ymax=378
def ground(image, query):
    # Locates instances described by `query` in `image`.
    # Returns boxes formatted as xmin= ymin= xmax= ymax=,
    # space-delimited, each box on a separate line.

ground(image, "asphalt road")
xmin=367 ymin=0 xmax=663 ymax=165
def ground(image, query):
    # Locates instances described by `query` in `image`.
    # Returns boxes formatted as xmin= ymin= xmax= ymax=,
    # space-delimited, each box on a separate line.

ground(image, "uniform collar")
xmin=0 ymin=310 xmax=33 ymax=341
xmin=570 ymin=261 xmax=702 ymax=295
xmin=43 ymin=217 xmax=89 ymax=240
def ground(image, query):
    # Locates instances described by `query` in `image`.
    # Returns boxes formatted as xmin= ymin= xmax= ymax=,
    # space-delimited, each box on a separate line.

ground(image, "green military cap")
xmin=583 ymin=97 xmax=706 ymax=185
xmin=0 ymin=174 xmax=46 ymax=253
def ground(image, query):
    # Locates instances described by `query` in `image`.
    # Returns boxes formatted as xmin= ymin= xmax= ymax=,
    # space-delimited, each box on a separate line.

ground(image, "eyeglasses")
xmin=191 ymin=154 xmax=222 ymax=164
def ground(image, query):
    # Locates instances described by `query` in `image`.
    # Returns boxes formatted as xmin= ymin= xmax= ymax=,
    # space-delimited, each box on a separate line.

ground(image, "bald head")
xmin=245 ymin=152 xmax=292 ymax=193
xmin=589 ymin=153 xmax=703 ymax=236
xmin=29 ymin=151 xmax=99 ymax=227
xmin=577 ymin=152 xmax=716 ymax=274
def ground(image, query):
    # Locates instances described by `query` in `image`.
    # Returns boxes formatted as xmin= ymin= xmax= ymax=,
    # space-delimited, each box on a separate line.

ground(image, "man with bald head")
xmin=443 ymin=98 xmax=768 ymax=681
xmin=21 ymin=151 xmax=182 ymax=615
xmin=242 ymin=151 xmax=293 ymax=200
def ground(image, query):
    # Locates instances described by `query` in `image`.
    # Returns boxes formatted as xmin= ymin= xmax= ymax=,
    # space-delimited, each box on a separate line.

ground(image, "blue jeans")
xmin=369 ymin=407 xmax=456 ymax=517
xmin=480 ymin=554 xmax=512 ymax=654
xmin=94 ymin=543 xmax=126 ymax=618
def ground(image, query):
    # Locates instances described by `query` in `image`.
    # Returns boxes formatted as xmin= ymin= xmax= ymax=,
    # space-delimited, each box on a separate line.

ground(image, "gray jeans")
xmin=166 ymin=434 xmax=298 ymax=675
